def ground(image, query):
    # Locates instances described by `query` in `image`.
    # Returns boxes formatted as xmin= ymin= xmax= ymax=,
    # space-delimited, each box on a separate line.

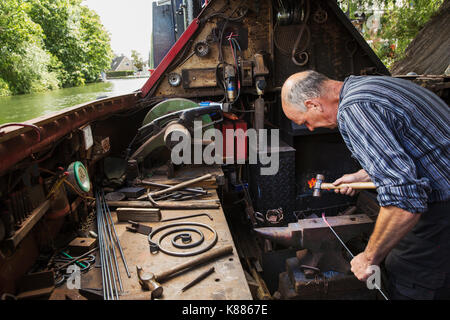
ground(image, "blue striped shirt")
xmin=337 ymin=75 xmax=450 ymax=213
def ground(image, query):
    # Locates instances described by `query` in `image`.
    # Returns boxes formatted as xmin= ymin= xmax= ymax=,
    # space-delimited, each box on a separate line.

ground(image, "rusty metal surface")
xmin=254 ymin=214 xmax=374 ymax=249
xmin=277 ymin=270 xmax=376 ymax=300
xmin=150 ymin=0 xmax=272 ymax=98
xmin=182 ymin=68 xmax=218 ymax=88
xmin=273 ymin=0 xmax=389 ymax=86
xmin=0 ymin=93 xmax=138 ymax=175
xmin=78 ymin=189 xmax=252 ymax=300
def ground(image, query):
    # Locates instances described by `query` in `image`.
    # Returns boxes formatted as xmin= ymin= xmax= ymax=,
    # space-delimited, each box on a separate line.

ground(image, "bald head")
xmin=281 ymin=71 xmax=330 ymax=115
xmin=281 ymin=71 xmax=343 ymax=130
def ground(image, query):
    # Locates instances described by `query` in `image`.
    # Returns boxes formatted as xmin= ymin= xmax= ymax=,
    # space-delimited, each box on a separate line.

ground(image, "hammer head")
xmin=136 ymin=265 xmax=163 ymax=299
xmin=312 ymin=174 xmax=324 ymax=197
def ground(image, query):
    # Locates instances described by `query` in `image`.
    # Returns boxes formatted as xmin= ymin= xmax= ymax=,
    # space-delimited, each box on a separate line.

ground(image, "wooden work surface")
xmin=80 ymin=166 xmax=252 ymax=300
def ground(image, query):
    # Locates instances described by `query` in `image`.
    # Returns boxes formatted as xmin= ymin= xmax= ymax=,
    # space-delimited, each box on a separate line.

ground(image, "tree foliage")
xmin=0 ymin=0 xmax=58 ymax=95
xmin=339 ymin=0 xmax=444 ymax=69
xmin=26 ymin=0 xmax=113 ymax=87
xmin=131 ymin=50 xmax=146 ymax=71
xmin=0 ymin=0 xmax=113 ymax=96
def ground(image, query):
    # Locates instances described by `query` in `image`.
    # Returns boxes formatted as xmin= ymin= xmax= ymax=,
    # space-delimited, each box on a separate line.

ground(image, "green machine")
xmin=127 ymin=98 xmax=222 ymax=163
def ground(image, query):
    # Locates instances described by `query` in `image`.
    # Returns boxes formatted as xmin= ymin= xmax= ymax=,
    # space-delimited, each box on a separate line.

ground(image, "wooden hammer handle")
xmin=321 ymin=182 xmax=376 ymax=189
xmin=155 ymin=245 xmax=233 ymax=282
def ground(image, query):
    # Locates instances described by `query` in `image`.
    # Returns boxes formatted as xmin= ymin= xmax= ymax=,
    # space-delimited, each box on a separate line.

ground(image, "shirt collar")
xmin=337 ymin=76 xmax=353 ymax=122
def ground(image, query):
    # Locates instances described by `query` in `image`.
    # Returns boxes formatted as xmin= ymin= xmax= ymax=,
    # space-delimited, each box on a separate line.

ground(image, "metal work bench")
xmin=53 ymin=165 xmax=253 ymax=300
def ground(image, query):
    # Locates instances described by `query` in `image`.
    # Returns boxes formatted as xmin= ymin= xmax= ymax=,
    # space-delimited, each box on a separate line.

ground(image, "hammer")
xmin=136 ymin=245 xmax=233 ymax=298
xmin=136 ymin=265 xmax=164 ymax=299
xmin=312 ymin=174 xmax=375 ymax=197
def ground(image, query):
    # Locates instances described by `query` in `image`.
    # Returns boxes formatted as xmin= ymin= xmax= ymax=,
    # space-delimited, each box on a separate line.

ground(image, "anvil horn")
xmin=253 ymin=226 xmax=302 ymax=248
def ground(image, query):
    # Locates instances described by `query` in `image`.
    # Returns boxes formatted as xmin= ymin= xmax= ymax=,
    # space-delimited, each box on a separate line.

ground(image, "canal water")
xmin=0 ymin=78 xmax=148 ymax=125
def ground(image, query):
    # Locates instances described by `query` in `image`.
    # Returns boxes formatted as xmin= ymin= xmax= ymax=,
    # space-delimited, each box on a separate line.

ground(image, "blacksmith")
xmin=281 ymin=71 xmax=450 ymax=299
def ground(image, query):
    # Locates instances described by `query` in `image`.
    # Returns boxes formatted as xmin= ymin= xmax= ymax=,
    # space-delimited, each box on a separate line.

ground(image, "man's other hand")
xmin=350 ymin=251 xmax=375 ymax=282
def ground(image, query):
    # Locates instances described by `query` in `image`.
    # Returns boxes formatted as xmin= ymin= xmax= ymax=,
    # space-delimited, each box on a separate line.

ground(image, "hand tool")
xmin=61 ymin=251 xmax=87 ymax=269
xmin=321 ymin=213 xmax=389 ymax=300
xmin=136 ymin=265 xmax=164 ymax=299
xmin=155 ymin=245 xmax=233 ymax=282
xmin=137 ymin=174 xmax=213 ymax=199
xmin=55 ymin=247 xmax=98 ymax=271
xmin=105 ymin=200 xmax=220 ymax=210
xmin=312 ymin=174 xmax=375 ymax=197
xmin=171 ymin=193 xmax=204 ymax=201
xmin=180 ymin=266 xmax=215 ymax=292
xmin=136 ymin=179 xmax=208 ymax=195
xmin=126 ymin=220 xmax=152 ymax=235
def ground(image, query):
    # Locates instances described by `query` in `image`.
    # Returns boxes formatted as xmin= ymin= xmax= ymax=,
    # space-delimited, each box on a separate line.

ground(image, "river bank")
xmin=0 ymin=78 xmax=148 ymax=125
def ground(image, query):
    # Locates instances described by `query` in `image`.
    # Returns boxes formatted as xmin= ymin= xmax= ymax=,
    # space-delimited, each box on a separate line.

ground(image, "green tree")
xmin=131 ymin=50 xmax=146 ymax=71
xmin=26 ymin=0 xmax=113 ymax=87
xmin=0 ymin=0 xmax=59 ymax=95
xmin=80 ymin=5 xmax=114 ymax=82
xmin=339 ymin=0 xmax=444 ymax=69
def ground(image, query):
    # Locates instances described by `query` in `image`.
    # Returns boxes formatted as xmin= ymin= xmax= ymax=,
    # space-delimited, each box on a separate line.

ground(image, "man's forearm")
xmin=364 ymin=206 xmax=421 ymax=265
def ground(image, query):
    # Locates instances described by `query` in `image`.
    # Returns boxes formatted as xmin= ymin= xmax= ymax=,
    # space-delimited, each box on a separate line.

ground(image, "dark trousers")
xmin=388 ymin=276 xmax=450 ymax=300
xmin=384 ymin=201 xmax=450 ymax=300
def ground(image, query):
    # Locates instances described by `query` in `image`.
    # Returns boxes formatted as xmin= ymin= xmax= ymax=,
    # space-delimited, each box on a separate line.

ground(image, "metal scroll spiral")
xmin=274 ymin=0 xmax=311 ymax=67
xmin=148 ymin=222 xmax=218 ymax=257
xmin=291 ymin=0 xmax=311 ymax=66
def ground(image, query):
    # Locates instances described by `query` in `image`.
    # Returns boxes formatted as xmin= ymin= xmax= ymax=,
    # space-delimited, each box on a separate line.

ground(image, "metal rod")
xmin=181 ymin=267 xmax=215 ymax=292
xmin=160 ymin=213 xmax=213 ymax=222
xmin=55 ymin=247 xmax=98 ymax=271
xmin=102 ymin=190 xmax=131 ymax=278
xmin=100 ymin=199 xmax=119 ymax=299
xmin=96 ymin=192 xmax=109 ymax=300
xmin=61 ymin=251 xmax=87 ymax=269
xmin=98 ymin=192 xmax=112 ymax=300
xmin=321 ymin=213 xmax=389 ymax=300
xmin=101 ymin=193 xmax=124 ymax=292
xmin=138 ymin=180 xmax=208 ymax=195
xmin=97 ymin=190 xmax=115 ymax=300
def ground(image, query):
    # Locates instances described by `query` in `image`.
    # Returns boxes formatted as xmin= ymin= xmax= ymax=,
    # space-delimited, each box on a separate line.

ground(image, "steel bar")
xmin=102 ymin=190 xmax=131 ymax=278
xmin=98 ymin=194 xmax=108 ymax=299
xmin=101 ymin=195 xmax=124 ymax=292
xmin=149 ymin=174 xmax=212 ymax=197
xmin=96 ymin=192 xmax=109 ymax=300
xmin=97 ymin=190 xmax=117 ymax=300
xmin=181 ymin=267 xmax=215 ymax=292
xmin=138 ymin=180 xmax=208 ymax=195
xmin=137 ymin=174 xmax=213 ymax=199
xmin=100 ymin=198 xmax=119 ymax=300
xmin=321 ymin=213 xmax=389 ymax=300
xmin=160 ymin=213 xmax=213 ymax=222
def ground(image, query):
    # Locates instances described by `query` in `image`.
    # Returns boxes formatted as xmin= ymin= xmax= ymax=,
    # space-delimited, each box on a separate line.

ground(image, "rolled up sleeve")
xmin=338 ymin=102 xmax=431 ymax=213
